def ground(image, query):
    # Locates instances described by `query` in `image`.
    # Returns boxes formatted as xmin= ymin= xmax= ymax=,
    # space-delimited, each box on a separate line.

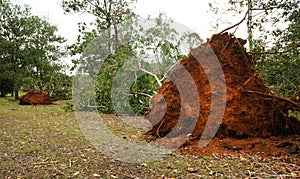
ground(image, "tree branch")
xmin=250 ymin=4 xmax=291 ymax=11
xmin=137 ymin=61 xmax=162 ymax=87
xmin=139 ymin=68 xmax=162 ymax=87
xmin=216 ymin=9 xmax=250 ymax=35
xmin=244 ymin=90 xmax=300 ymax=108
xmin=216 ymin=3 xmax=292 ymax=36
xmin=250 ymin=42 xmax=300 ymax=55
xmin=124 ymin=92 xmax=152 ymax=98
xmin=160 ymin=62 xmax=178 ymax=82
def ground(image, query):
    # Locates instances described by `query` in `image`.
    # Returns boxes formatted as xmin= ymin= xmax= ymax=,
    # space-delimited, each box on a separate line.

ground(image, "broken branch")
xmin=244 ymin=90 xmax=300 ymax=108
xmin=216 ymin=9 xmax=250 ymax=35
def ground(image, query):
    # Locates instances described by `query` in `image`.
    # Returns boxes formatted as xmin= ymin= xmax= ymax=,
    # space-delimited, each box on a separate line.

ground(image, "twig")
xmin=52 ymin=163 xmax=66 ymax=176
xmin=231 ymin=33 xmax=251 ymax=66
xmin=215 ymin=3 xmax=297 ymax=39
xmin=216 ymin=9 xmax=250 ymax=35
xmin=155 ymin=117 xmax=167 ymax=138
xmin=124 ymin=92 xmax=152 ymax=98
xmin=160 ymin=62 xmax=179 ymax=82
xmin=240 ymin=152 xmax=276 ymax=175
xmin=32 ymin=161 xmax=58 ymax=165
xmin=191 ymin=173 xmax=202 ymax=177
xmin=243 ymin=71 xmax=258 ymax=87
xmin=205 ymin=165 xmax=213 ymax=172
xmin=139 ymin=68 xmax=163 ymax=87
xmin=137 ymin=61 xmax=163 ymax=87
xmin=212 ymin=154 xmax=220 ymax=159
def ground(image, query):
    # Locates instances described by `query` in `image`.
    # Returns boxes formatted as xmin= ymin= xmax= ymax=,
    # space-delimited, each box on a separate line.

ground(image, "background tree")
xmin=0 ymin=2 xmax=32 ymax=99
xmin=62 ymin=0 xmax=136 ymax=56
xmin=62 ymin=1 xmax=202 ymax=114
xmin=254 ymin=11 xmax=300 ymax=97
xmin=0 ymin=1 xmax=68 ymax=99
xmin=26 ymin=16 xmax=66 ymax=93
xmin=210 ymin=0 xmax=299 ymax=98
xmin=78 ymin=14 xmax=202 ymax=115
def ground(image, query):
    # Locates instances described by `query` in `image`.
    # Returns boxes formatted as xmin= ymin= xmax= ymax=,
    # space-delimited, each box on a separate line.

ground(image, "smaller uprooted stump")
xmin=19 ymin=91 xmax=53 ymax=105
xmin=145 ymin=32 xmax=300 ymax=147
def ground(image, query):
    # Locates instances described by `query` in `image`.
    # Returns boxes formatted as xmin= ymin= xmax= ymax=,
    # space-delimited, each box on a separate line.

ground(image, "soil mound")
xmin=145 ymin=33 xmax=300 ymax=148
xmin=19 ymin=91 xmax=53 ymax=105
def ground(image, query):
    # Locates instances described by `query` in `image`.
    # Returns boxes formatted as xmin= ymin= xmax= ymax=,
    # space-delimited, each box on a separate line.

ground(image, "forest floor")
xmin=0 ymin=98 xmax=299 ymax=178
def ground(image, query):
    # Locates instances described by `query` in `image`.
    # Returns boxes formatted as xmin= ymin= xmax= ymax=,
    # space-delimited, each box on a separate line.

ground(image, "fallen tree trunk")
xmin=145 ymin=33 xmax=300 ymax=146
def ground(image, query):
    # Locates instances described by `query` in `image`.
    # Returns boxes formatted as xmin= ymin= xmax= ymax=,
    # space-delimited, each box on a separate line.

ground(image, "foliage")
xmin=62 ymin=0 xmax=137 ymax=57
xmin=95 ymin=45 xmax=133 ymax=114
xmin=63 ymin=0 xmax=137 ymax=113
xmin=249 ymin=0 xmax=300 ymax=97
xmin=254 ymin=52 xmax=299 ymax=97
xmin=288 ymin=110 xmax=300 ymax=121
xmin=79 ymin=14 xmax=202 ymax=115
xmin=226 ymin=0 xmax=299 ymax=48
xmin=0 ymin=1 xmax=67 ymax=99
xmin=129 ymin=74 xmax=159 ymax=114
xmin=210 ymin=0 xmax=300 ymax=97
xmin=0 ymin=1 xmax=32 ymax=99
xmin=46 ymin=72 xmax=72 ymax=100
xmin=62 ymin=0 xmax=203 ymax=115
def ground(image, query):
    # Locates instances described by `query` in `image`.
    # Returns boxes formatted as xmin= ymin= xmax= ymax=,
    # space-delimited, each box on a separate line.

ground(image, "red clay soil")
xmin=144 ymin=32 xmax=300 ymax=156
xmin=181 ymin=135 xmax=300 ymax=159
xmin=19 ymin=91 xmax=53 ymax=105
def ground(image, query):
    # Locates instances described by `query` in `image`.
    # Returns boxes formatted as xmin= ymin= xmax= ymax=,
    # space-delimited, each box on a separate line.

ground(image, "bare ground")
xmin=0 ymin=98 xmax=299 ymax=178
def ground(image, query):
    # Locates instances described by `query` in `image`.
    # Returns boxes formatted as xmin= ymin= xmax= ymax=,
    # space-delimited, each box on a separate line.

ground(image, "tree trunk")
xmin=247 ymin=0 xmax=254 ymax=51
xmin=14 ymin=89 xmax=19 ymax=100
xmin=113 ymin=23 xmax=119 ymax=49
xmin=11 ymin=50 xmax=19 ymax=100
xmin=0 ymin=80 xmax=5 ymax=97
xmin=13 ymin=75 xmax=19 ymax=100
xmin=107 ymin=26 xmax=112 ymax=53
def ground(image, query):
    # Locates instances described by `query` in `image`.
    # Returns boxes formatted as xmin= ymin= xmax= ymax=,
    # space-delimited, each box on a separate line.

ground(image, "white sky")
xmin=11 ymin=0 xmax=248 ymax=44
xmin=11 ymin=0 xmax=248 ymax=69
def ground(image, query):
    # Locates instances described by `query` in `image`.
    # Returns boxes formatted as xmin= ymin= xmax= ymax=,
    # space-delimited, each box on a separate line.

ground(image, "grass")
xmin=0 ymin=97 xmax=299 ymax=178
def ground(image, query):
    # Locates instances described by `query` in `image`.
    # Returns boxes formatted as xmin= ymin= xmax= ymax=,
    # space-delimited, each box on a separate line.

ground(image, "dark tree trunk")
xmin=14 ymin=84 xmax=19 ymax=100
xmin=13 ymin=76 xmax=19 ymax=100
xmin=0 ymin=87 xmax=5 ymax=97
xmin=247 ymin=0 xmax=254 ymax=51
xmin=0 ymin=79 xmax=4 ymax=97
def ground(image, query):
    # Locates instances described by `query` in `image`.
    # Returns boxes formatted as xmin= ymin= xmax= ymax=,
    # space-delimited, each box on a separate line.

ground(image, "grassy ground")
xmin=0 ymin=98 xmax=299 ymax=178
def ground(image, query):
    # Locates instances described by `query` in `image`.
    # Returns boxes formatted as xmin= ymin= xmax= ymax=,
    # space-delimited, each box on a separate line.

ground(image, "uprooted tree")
xmin=0 ymin=1 xmax=67 ymax=100
xmin=145 ymin=1 xmax=300 ymax=147
xmin=209 ymin=0 xmax=300 ymax=98
xmin=19 ymin=91 xmax=53 ymax=105
xmin=145 ymin=32 xmax=300 ymax=147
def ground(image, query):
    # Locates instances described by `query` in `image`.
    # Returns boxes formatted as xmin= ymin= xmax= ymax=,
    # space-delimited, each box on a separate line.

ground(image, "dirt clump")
xmin=144 ymin=32 xmax=300 ymax=152
xmin=19 ymin=91 xmax=53 ymax=105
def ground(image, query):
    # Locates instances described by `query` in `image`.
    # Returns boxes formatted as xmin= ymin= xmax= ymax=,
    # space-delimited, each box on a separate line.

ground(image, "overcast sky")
xmin=11 ymin=0 xmax=247 ymax=44
xmin=10 ymin=0 xmax=248 ymax=70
